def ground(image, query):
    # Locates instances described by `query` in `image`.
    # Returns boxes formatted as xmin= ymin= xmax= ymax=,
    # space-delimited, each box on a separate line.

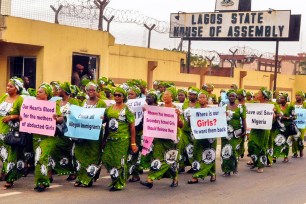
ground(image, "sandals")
xmin=222 ymin=172 xmax=230 ymax=177
xmin=128 ymin=176 xmax=140 ymax=183
xmin=283 ymin=157 xmax=289 ymax=163
xmin=34 ymin=184 xmax=46 ymax=192
xmin=210 ymin=175 xmax=216 ymax=182
xmin=74 ymin=181 xmax=93 ymax=188
xmin=300 ymin=151 xmax=304 ymax=158
xmin=3 ymin=182 xmax=14 ymax=190
xmin=292 ymin=153 xmax=298 ymax=158
xmin=187 ymin=179 xmax=198 ymax=184
xmin=246 ymin=161 xmax=254 ymax=166
xmin=170 ymin=180 xmax=178 ymax=187
xmin=66 ymin=174 xmax=77 ymax=181
xmin=257 ymin=168 xmax=264 ymax=173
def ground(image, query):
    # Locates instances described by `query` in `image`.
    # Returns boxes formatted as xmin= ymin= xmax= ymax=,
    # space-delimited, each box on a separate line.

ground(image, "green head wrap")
xmin=279 ymin=92 xmax=289 ymax=101
xmin=9 ymin=77 xmax=24 ymax=94
xmin=119 ymin=83 xmax=130 ymax=92
xmin=114 ymin=87 xmax=127 ymax=102
xmin=153 ymin=80 xmax=160 ymax=86
xmin=188 ymin=87 xmax=200 ymax=95
xmin=227 ymin=89 xmax=237 ymax=96
xmin=103 ymin=85 xmax=114 ymax=94
xmin=128 ymin=85 xmax=141 ymax=97
xmin=230 ymin=84 xmax=238 ymax=90
xmin=85 ymin=82 xmax=98 ymax=91
xmin=81 ymin=78 xmax=91 ymax=87
xmin=296 ymin=91 xmax=305 ymax=98
xmin=198 ymin=90 xmax=208 ymax=98
xmin=206 ymin=83 xmax=214 ymax=90
xmin=77 ymin=91 xmax=86 ymax=98
xmin=70 ymin=85 xmax=80 ymax=98
xmin=147 ymin=91 xmax=158 ymax=104
xmin=50 ymin=81 xmax=60 ymax=91
xmin=140 ymin=80 xmax=147 ymax=88
xmin=246 ymin=91 xmax=253 ymax=97
xmin=260 ymin=87 xmax=269 ymax=99
xmin=177 ymin=88 xmax=187 ymax=97
xmin=108 ymin=79 xmax=116 ymax=87
xmin=97 ymin=77 xmax=108 ymax=86
xmin=60 ymin=82 xmax=71 ymax=95
xmin=166 ymin=86 xmax=177 ymax=100
xmin=39 ymin=83 xmax=53 ymax=100
xmin=27 ymin=88 xmax=37 ymax=97
xmin=236 ymin=89 xmax=246 ymax=97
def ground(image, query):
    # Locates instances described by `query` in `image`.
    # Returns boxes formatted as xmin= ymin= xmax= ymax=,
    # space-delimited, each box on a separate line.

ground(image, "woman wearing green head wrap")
xmin=73 ymin=82 xmax=106 ymax=188
xmin=178 ymin=87 xmax=200 ymax=173
xmin=126 ymin=85 xmax=142 ymax=182
xmin=220 ymin=89 xmax=246 ymax=177
xmin=236 ymin=89 xmax=247 ymax=159
xmin=54 ymin=82 xmax=80 ymax=181
xmin=103 ymin=85 xmax=115 ymax=100
xmin=272 ymin=93 xmax=296 ymax=163
xmin=0 ymin=77 xmax=24 ymax=189
xmin=102 ymin=87 xmax=137 ymax=191
xmin=70 ymin=85 xmax=80 ymax=98
xmin=292 ymin=91 xmax=306 ymax=158
xmin=187 ymin=91 xmax=217 ymax=184
xmin=177 ymin=89 xmax=187 ymax=103
xmin=247 ymin=87 xmax=280 ymax=173
xmin=246 ymin=91 xmax=253 ymax=102
xmin=206 ymin=84 xmax=218 ymax=105
xmin=50 ymin=81 xmax=60 ymax=97
xmin=33 ymin=83 xmax=63 ymax=192
xmin=140 ymin=89 xmax=183 ymax=188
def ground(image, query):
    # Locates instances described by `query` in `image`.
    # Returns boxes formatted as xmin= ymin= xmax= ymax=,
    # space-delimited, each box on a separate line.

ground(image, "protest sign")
xmin=126 ymin=98 xmax=146 ymax=126
xmin=65 ymin=105 xmax=105 ymax=140
xmin=20 ymin=98 xmax=56 ymax=136
xmin=141 ymin=136 xmax=154 ymax=156
xmin=295 ymin=108 xmax=306 ymax=129
xmin=245 ymin=103 xmax=274 ymax=130
xmin=190 ymin=107 xmax=227 ymax=139
xmin=143 ymin=105 xmax=177 ymax=141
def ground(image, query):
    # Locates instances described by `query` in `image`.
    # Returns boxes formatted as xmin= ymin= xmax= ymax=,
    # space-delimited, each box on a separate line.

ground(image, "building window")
xmin=9 ymin=57 xmax=36 ymax=88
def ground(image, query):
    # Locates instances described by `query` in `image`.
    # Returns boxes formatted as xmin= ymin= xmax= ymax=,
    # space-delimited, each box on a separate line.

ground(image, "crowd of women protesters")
xmin=0 ymin=76 xmax=305 ymax=192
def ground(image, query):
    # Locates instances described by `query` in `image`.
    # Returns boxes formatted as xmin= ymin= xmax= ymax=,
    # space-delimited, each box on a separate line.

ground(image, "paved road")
xmin=1 ymin=148 xmax=306 ymax=204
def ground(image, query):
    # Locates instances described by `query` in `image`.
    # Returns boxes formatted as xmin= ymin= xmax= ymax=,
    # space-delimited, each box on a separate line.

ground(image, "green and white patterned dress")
xmin=292 ymin=102 xmax=306 ymax=155
xmin=221 ymin=104 xmax=246 ymax=173
xmin=0 ymin=94 xmax=24 ymax=183
xmin=102 ymin=104 xmax=135 ymax=190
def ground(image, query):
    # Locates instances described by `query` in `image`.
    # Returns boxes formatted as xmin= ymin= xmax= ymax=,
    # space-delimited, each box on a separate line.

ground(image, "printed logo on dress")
xmin=274 ymin=134 xmax=286 ymax=146
xmin=208 ymin=138 xmax=215 ymax=144
xmin=86 ymin=165 xmax=98 ymax=177
xmin=60 ymin=157 xmax=69 ymax=166
xmin=251 ymin=154 xmax=258 ymax=162
xmin=202 ymin=149 xmax=216 ymax=164
xmin=0 ymin=146 xmax=8 ymax=161
xmin=164 ymin=150 xmax=178 ymax=165
xmin=267 ymin=148 xmax=273 ymax=156
xmin=35 ymin=146 xmax=42 ymax=165
xmin=150 ymin=159 xmax=161 ymax=171
xmin=110 ymin=168 xmax=119 ymax=179
xmin=170 ymin=162 xmax=178 ymax=173
xmin=76 ymin=160 xmax=81 ymax=172
xmin=286 ymin=137 xmax=293 ymax=146
xmin=191 ymin=161 xmax=200 ymax=171
xmin=185 ymin=144 xmax=194 ymax=159
xmin=118 ymin=108 xmax=126 ymax=121
xmin=260 ymin=155 xmax=267 ymax=165
xmin=40 ymin=164 xmax=47 ymax=176
xmin=17 ymin=160 xmax=25 ymax=171
xmin=129 ymin=165 xmax=135 ymax=175
xmin=221 ymin=144 xmax=232 ymax=159
xmin=7 ymin=162 xmax=15 ymax=173
xmin=48 ymin=157 xmax=56 ymax=169
xmin=109 ymin=118 xmax=119 ymax=132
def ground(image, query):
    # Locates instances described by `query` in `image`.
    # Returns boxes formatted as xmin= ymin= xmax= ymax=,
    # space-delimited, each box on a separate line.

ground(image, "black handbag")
xmin=55 ymin=122 xmax=68 ymax=137
xmin=4 ymin=131 xmax=27 ymax=147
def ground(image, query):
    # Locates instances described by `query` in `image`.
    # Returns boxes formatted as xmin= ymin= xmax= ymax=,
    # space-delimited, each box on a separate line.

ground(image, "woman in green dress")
xmin=102 ymin=87 xmax=137 ymax=191
xmin=273 ymin=93 xmax=296 ymax=163
xmin=221 ymin=90 xmax=246 ymax=176
xmin=126 ymin=86 xmax=142 ymax=182
xmin=56 ymin=82 xmax=80 ymax=181
xmin=0 ymin=77 xmax=24 ymax=189
xmin=177 ymin=89 xmax=187 ymax=104
xmin=73 ymin=82 xmax=106 ymax=188
xmin=292 ymin=91 xmax=306 ymax=158
xmin=140 ymin=88 xmax=183 ymax=188
xmin=236 ymin=89 xmax=247 ymax=159
xmin=32 ymin=83 xmax=63 ymax=192
xmin=247 ymin=88 xmax=276 ymax=173
xmin=179 ymin=87 xmax=200 ymax=173
xmin=187 ymin=91 xmax=217 ymax=184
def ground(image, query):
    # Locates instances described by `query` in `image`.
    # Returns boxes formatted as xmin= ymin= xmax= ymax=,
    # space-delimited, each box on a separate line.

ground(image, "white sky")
xmin=9 ymin=0 xmax=306 ymax=56
xmin=107 ymin=0 xmax=305 ymax=56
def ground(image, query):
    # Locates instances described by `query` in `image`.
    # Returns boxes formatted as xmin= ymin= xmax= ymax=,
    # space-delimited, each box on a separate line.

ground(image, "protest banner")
xmin=65 ymin=105 xmax=105 ymax=140
xmin=143 ymin=105 xmax=177 ymax=141
xmin=245 ymin=103 xmax=274 ymax=130
xmin=190 ymin=107 xmax=227 ymax=139
xmin=295 ymin=108 xmax=306 ymax=129
xmin=126 ymin=98 xmax=146 ymax=126
xmin=141 ymin=136 xmax=154 ymax=156
xmin=20 ymin=98 xmax=56 ymax=136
